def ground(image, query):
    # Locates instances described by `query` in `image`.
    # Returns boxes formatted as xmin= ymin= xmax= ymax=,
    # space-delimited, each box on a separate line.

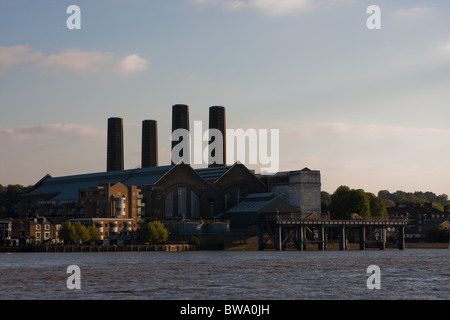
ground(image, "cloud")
xmin=395 ymin=7 xmax=436 ymax=17
xmin=0 ymin=46 xmax=150 ymax=74
xmin=440 ymin=42 xmax=450 ymax=53
xmin=192 ymin=0 xmax=315 ymax=15
xmin=0 ymin=123 xmax=106 ymax=143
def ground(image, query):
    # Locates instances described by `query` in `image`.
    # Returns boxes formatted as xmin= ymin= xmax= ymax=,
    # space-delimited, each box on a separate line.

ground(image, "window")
xmin=36 ymin=232 xmax=41 ymax=239
xmin=45 ymin=224 xmax=50 ymax=230
xmin=36 ymin=225 xmax=41 ymax=230
xmin=45 ymin=232 xmax=50 ymax=239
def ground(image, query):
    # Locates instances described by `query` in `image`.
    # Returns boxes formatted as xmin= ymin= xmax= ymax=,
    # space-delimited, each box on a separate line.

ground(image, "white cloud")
xmin=192 ymin=0 xmax=316 ymax=15
xmin=395 ymin=7 xmax=436 ymax=17
xmin=248 ymin=0 xmax=314 ymax=15
xmin=440 ymin=42 xmax=450 ymax=53
xmin=0 ymin=46 xmax=150 ymax=74
xmin=0 ymin=123 xmax=105 ymax=143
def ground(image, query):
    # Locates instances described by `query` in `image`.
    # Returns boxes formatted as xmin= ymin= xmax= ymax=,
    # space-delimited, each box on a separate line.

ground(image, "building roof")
xmin=26 ymin=164 xmax=239 ymax=202
xmin=195 ymin=166 xmax=232 ymax=183
xmin=225 ymin=192 xmax=298 ymax=214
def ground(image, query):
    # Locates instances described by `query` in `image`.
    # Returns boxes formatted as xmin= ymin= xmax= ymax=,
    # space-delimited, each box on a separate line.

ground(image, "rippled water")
xmin=0 ymin=249 xmax=448 ymax=300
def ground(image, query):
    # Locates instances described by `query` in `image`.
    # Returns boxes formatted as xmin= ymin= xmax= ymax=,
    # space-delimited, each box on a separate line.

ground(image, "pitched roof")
xmin=26 ymin=165 xmax=240 ymax=201
xmin=225 ymin=192 xmax=298 ymax=214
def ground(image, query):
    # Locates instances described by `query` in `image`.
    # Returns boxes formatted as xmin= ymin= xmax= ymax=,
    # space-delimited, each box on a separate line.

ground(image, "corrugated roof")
xmin=195 ymin=166 xmax=232 ymax=183
xmin=225 ymin=192 xmax=297 ymax=214
xmin=27 ymin=165 xmax=236 ymax=202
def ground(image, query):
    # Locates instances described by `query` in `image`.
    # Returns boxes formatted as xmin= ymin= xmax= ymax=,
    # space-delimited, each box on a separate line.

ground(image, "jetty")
xmin=257 ymin=213 xmax=408 ymax=251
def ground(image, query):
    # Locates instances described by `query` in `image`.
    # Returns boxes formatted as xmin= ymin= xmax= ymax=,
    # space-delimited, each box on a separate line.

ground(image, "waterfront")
xmin=0 ymin=249 xmax=449 ymax=300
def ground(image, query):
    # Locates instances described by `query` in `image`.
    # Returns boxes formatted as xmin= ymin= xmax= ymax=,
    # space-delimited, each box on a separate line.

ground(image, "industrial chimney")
xmin=209 ymin=106 xmax=226 ymax=167
xmin=171 ymin=104 xmax=190 ymax=165
xmin=107 ymin=117 xmax=124 ymax=172
xmin=142 ymin=119 xmax=158 ymax=168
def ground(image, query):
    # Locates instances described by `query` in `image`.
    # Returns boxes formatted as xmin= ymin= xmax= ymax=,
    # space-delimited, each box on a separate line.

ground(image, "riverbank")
xmin=0 ymin=243 xmax=195 ymax=253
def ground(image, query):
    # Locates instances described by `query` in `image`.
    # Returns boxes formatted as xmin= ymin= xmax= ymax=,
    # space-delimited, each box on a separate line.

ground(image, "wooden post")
xmin=398 ymin=225 xmax=405 ymax=250
xmin=359 ymin=227 xmax=366 ymax=250
xmin=297 ymin=226 xmax=304 ymax=251
xmin=275 ymin=225 xmax=282 ymax=251
xmin=339 ymin=225 xmax=346 ymax=251
xmin=318 ymin=226 xmax=325 ymax=251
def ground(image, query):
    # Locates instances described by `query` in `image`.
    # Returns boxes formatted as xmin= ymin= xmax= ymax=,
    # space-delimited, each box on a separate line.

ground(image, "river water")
xmin=0 ymin=249 xmax=448 ymax=300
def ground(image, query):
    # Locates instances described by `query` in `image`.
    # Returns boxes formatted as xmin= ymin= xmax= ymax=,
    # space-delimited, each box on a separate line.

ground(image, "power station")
xmin=20 ymin=104 xmax=321 ymax=246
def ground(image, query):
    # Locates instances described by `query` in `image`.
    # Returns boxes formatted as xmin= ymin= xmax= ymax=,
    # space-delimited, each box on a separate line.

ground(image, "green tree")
xmin=425 ymin=225 xmax=449 ymax=243
xmin=58 ymin=221 xmax=77 ymax=243
xmin=139 ymin=221 xmax=168 ymax=243
xmin=73 ymin=221 xmax=90 ymax=243
xmin=331 ymin=186 xmax=370 ymax=219
xmin=87 ymin=225 xmax=101 ymax=243
xmin=321 ymin=191 xmax=331 ymax=215
xmin=367 ymin=193 xmax=388 ymax=219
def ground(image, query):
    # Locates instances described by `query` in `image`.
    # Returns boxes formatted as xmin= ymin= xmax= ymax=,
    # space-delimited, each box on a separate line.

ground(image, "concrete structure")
xmin=142 ymin=120 xmax=158 ymax=168
xmin=107 ymin=117 xmax=124 ymax=172
xmin=208 ymin=106 xmax=226 ymax=168
xmin=261 ymin=168 xmax=321 ymax=216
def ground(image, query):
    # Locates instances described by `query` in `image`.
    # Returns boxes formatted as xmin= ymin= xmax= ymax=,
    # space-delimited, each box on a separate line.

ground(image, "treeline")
xmin=377 ymin=190 xmax=449 ymax=211
xmin=321 ymin=186 xmax=387 ymax=219
xmin=58 ymin=220 xmax=168 ymax=244
xmin=0 ymin=184 xmax=32 ymax=218
xmin=322 ymin=187 xmax=450 ymax=219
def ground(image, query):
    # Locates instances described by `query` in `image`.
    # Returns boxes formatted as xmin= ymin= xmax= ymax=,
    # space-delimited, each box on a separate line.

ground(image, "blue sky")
xmin=1 ymin=0 xmax=449 ymax=196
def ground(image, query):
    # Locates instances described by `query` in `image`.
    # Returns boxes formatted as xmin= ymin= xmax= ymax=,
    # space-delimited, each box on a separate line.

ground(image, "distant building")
xmin=19 ymin=163 xmax=322 ymax=237
xmin=388 ymin=203 xmax=450 ymax=239
xmin=259 ymin=168 xmax=322 ymax=216
xmin=11 ymin=217 xmax=61 ymax=245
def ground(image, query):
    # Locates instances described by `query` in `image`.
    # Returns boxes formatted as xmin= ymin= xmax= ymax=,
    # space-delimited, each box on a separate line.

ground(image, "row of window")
xmin=34 ymin=224 xmax=51 ymax=230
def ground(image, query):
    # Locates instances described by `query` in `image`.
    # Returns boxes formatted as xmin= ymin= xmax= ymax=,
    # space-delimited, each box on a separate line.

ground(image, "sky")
xmin=0 ymin=0 xmax=449 ymax=196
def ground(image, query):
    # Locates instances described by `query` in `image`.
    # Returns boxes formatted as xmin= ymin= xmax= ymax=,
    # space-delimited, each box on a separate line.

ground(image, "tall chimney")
xmin=142 ymin=120 xmax=158 ymax=168
xmin=107 ymin=117 xmax=124 ymax=172
xmin=171 ymin=104 xmax=190 ymax=165
xmin=209 ymin=106 xmax=226 ymax=167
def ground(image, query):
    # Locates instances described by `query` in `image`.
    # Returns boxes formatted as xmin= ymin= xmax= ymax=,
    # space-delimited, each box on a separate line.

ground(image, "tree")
xmin=73 ymin=221 xmax=90 ymax=243
xmin=367 ymin=193 xmax=388 ymax=219
xmin=139 ymin=221 xmax=168 ymax=243
xmin=87 ymin=225 xmax=101 ymax=243
xmin=331 ymin=186 xmax=370 ymax=219
xmin=58 ymin=221 xmax=77 ymax=243
xmin=321 ymin=191 xmax=331 ymax=215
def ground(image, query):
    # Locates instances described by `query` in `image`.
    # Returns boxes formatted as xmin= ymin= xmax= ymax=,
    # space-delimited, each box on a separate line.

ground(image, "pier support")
xmin=297 ymin=227 xmax=304 ymax=251
xmin=378 ymin=227 xmax=386 ymax=250
xmin=258 ymin=227 xmax=264 ymax=251
xmin=359 ymin=227 xmax=366 ymax=250
xmin=275 ymin=226 xmax=282 ymax=251
xmin=339 ymin=225 xmax=346 ymax=251
xmin=318 ymin=226 xmax=325 ymax=251
xmin=398 ymin=225 xmax=405 ymax=250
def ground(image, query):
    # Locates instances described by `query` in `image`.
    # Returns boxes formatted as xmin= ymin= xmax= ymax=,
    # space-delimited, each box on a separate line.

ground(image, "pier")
xmin=257 ymin=213 xmax=408 ymax=251
xmin=0 ymin=243 xmax=194 ymax=253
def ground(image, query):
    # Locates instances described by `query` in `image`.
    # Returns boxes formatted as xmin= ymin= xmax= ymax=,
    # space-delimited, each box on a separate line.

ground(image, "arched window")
xmin=165 ymin=186 xmax=200 ymax=219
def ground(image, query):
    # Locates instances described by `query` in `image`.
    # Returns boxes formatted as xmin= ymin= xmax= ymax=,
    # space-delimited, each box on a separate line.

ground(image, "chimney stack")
xmin=209 ymin=106 xmax=226 ymax=167
xmin=171 ymin=104 xmax=190 ymax=165
xmin=107 ymin=117 xmax=124 ymax=172
xmin=142 ymin=120 xmax=158 ymax=168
